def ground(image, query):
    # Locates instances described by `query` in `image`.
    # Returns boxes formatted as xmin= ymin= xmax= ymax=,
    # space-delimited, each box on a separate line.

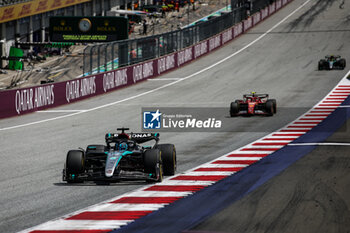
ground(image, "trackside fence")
xmin=82 ymin=0 xmax=273 ymax=76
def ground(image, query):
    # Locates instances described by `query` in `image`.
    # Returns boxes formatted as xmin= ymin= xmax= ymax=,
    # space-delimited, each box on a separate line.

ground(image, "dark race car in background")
xmin=230 ymin=92 xmax=277 ymax=117
xmin=318 ymin=55 xmax=346 ymax=70
xmin=63 ymin=128 xmax=176 ymax=183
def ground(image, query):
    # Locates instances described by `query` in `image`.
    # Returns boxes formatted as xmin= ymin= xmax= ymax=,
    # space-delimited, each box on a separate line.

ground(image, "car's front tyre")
xmin=65 ymin=150 xmax=85 ymax=183
xmin=230 ymin=102 xmax=239 ymax=117
xmin=144 ymin=149 xmax=163 ymax=182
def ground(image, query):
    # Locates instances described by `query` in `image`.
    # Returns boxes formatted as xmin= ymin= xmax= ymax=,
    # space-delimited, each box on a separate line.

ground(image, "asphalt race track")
xmin=0 ymin=0 xmax=349 ymax=232
xmin=190 ymin=115 xmax=350 ymax=233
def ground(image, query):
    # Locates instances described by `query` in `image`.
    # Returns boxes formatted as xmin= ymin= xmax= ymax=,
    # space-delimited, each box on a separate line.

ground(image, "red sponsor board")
xmin=132 ymin=60 xmax=156 ymax=84
xmin=194 ymin=41 xmax=208 ymax=59
xmin=252 ymin=12 xmax=261 ymax=26
xmin=222 ymin=28 xmax=233 ymax=45
xmin=269 ymin=2 xmax=276 ymax=14
xmin=3 ymin=84 xmax=56 ymax=118
xmin=0 ymin=51 xmax=186 ymax=119
xmin=261 ymin=7 xmax=269 ymax=20
xmin=177 ymin=47 xmax=194 ymax=66
xmin=276 ymin=0 xmax=282 ymax=10
xmin=157 ymin=53 xmax=177 ymax=75
xmin=209 ymin=35 xmax=222 ymax=51
xmin=102 ymin=68 xmax=128 ymax=92
xmin=243 ymin=17 xmax=253 ymax=32
xmin=233 ymin=22 xmax=243 ymax=38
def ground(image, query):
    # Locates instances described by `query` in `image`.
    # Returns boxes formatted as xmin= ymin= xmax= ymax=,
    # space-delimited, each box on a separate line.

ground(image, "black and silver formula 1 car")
xmin=63 ymin=128 xmax=176 ymax=183
xmin=318 ymin=55 xmax=346 ymax=70
xmin=230 ymin=92 xmax=277 ymax=117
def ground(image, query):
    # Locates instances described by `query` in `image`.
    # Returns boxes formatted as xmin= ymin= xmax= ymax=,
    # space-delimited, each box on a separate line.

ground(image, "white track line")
xmin=31 ymin=220 xmax=131 ymax=231
xmin=0 ymin=0 xmax=312 ymax=132
xmin=159 ymin=180 xmax=215 ymax=185
xmin=147 ymin=78 xmax=185 ymax=81
xmin=37 ymin=110 xmax=87 ymax=113
xmin=202 ymin=164 xmax=248 ymax=169
xmin=86 ymin=203 xmax=166 ymax=212
xmin=289 ymin=142 xmax=350 ymax=146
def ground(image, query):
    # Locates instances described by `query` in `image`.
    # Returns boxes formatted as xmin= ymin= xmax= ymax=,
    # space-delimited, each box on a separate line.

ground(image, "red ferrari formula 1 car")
xmin=230 ymin=92 xmax=277 ymax=117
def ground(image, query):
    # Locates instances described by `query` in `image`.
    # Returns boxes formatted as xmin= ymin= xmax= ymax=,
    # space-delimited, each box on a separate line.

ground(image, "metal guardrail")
xmin=82 ymin=0 xmax=274 ymax=77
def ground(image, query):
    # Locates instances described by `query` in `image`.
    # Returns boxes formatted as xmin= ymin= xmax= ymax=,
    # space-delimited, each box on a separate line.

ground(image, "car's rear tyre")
xmin=318 ymin=61 xmax=323 ymax=70
xmin=265 ymin=100 xmax=274 ymax=116
xmin=156 ymin=144 xmax=176 ymax=176
xmin=340 ymin=59 xmax=346 ymax=69
xmin=66 ymin=150 xmax=85 ymax=183
xmin=144 ymin=149 xmax=163 ymax=182
xmin=269 ymin=99 xmax=277 ymax=113
xmin=319 ymin=60 xmax=327 ymax=70
xmin=230 ymin=102 xmax=239 ymax=117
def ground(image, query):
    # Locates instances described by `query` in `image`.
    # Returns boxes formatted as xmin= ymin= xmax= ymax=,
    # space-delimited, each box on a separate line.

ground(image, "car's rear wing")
xmin=325 ymin=55 xmax=340 ymax=59
xmin=243 ymin=93 xmax=269 ymax=98
xmin=130 ymin=133 xmax=160 ymax=143
xmin=105 ymin=132 xmax=160 ymax=144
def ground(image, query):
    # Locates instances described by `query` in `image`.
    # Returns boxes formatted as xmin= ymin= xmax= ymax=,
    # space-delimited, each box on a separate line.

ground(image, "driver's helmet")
xmin=118 ymin=142 xmax=128 ymax=151
xmin=330 ymin=55 xmax=335 ymax=61
xmin=118 ymin=133 xmax=129 ymax=140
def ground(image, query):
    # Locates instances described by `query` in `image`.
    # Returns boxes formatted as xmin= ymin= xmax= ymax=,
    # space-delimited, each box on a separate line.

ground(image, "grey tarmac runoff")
xmin=0 ymin=0 xmax=349 ymax=232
